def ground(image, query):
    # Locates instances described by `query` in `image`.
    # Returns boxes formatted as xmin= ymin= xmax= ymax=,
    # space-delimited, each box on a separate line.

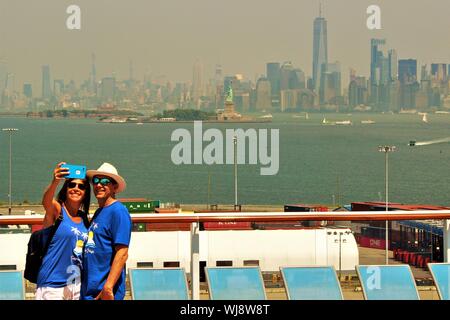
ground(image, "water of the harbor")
xmin=0 ymin=112 xmax=449 ymax=206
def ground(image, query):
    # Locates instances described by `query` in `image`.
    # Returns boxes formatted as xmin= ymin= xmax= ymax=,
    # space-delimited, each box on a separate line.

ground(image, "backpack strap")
xmin=79 ymin=210 xmax=91 ymax=229
xmin=42 ymin=212 xmax=63 ymax=257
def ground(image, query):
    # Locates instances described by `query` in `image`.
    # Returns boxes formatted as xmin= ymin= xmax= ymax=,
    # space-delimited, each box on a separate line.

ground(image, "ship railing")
xmin=2 ymin=210 xmax=450 ymax=300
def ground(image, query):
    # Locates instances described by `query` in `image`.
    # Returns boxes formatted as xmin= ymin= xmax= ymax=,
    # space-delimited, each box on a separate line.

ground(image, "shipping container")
xmin=122 ymin=200 xmax=160 ymax=213
xmin=203 ymin=222 xmax=252 ymax=230
xmin=284 ymin=204 xmax=329 ymax=227
xmin=145 ymin=223 xmax=191 ymax=231
xmin=284 ymin=204 xmax=329 ymax=212
xmin=155 ymin=208 xmax=180 ymax=214
xmin=252 ymin=221 xmax=304 ymax=230
xmin=119 ymin=198 xmax=148 ymax=202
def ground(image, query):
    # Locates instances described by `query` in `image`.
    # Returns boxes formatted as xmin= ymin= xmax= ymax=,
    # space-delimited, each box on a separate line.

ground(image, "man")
xmin=81 ymin=162 xmax=132 ymax=300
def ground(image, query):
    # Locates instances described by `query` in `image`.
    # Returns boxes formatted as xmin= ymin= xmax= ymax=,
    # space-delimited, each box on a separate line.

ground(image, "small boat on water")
xmin=335 ymin=120 xmax=352 ymax=125
xmin=293 ymin=113 xmax=309 ymax=119
xmin=400 ymin=109 xmax=417 ymax=114
xmin=322 ymin=118 xmax=336 ymax=125
xmin=418 ymin=112 xmax=428 ymax=123
xmin=260 ymin=114 xmax=273 ymax=119
xmin=99 ymin=117 xmax=127 ymax=123
xmin=361 ymin=120 xmax=375 ymax=124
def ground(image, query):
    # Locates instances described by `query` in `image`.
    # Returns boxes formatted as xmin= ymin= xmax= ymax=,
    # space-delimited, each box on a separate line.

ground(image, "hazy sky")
xmin=0 ymin=0 xmax=449 ymax=92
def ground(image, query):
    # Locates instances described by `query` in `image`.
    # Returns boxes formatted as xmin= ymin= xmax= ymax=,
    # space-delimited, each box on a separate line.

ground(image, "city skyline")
xmin=0 ymin=0 xmax=448 ymax=92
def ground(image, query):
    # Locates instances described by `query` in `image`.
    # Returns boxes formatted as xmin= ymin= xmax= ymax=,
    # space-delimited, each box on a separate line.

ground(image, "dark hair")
xmin=57 ymin=179 xmax=91 ymax=215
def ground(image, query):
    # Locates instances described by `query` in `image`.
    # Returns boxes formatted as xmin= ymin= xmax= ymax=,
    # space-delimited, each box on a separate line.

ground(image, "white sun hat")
xmin=86 ymin=162 xmax=126 ymax=193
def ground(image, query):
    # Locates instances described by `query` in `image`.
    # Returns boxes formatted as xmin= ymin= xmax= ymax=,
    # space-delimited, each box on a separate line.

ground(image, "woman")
xmin=35 ymin=162 xmax=91 ymax=300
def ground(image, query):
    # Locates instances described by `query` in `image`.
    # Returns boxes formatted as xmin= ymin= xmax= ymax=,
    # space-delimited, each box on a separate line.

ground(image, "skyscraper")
xmin=42 ymin=65 xmax=52 ymax=98
xmin=388 ymin=49 xmax=398 ymax=81
xmin=191 ymin=60 xmax=204 ymax=108
xmin=279 ymin=62 xmax=294 ymax=91
xmin=129 ymin=60 xmax=134 ymax=81
xmin=320 ymin=62 xmax=341 ymax=104
xmin=215 ymin=64 xmax=223 ymax=85
xmin=379 ymin=57 xmax=390 ymax=85
xmin=255 ymin=77 xmax=272 ymax=111
xmin=348 ymin=76 xmax=368 ymax=108
xmin=370 ymin=39 xmax=386 ymax=85
xmin=290 ymin=69 xmax=306 ymax=89
xmin=101 ymin=77 xmax=116 ymax=101
xmin=91 ymin=53 xmax=97 ymax=94
xmin=398 ymin=59 xmax=418 ymax=109
xmin=431 ymin=63 xmax=447 ymax=81
xmin=421 ymin=65 xmax=429 ymax=81
xmin=266 ymin=62 xmax=280 ymax=108
xmin=3 ymin=73 xmax=15 ymax=108
xmin=312 ymin=5 xmax=328 ymax=93
xmin=53 ymin=80 xmax=64 ymax=97
xmin=214 ymin=64 xmax=224 ymax=109
xmin=0 ymin=61 xmax=7 ymax=105
xmin=5 ymin=73 xmax=14 ymax=93
xmin=398 ymin=59 xmax=417 ymax=84
xmin=23 ymin=83 xmax=32 ymax=98
xmin=370 ymin=39 xmax=395 ymax=110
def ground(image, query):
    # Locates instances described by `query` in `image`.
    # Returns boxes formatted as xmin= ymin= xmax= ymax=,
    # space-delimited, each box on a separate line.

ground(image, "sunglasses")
xmin=92 ymin=177 xmax=113 ymax=186
xmin=67 ymin=182 xmax=87 ymax=190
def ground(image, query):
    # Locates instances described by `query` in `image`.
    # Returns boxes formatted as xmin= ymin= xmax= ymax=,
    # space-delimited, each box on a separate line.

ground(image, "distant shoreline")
xmin=99 ymin=119 xmax=273 ymax=124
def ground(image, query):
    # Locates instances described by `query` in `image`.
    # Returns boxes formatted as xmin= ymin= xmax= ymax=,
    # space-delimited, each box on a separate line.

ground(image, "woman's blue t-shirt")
xmin=80 ymin=201 xmax=132 ymax=300
xmin=37 ymin=206 xmax=88 ymax=288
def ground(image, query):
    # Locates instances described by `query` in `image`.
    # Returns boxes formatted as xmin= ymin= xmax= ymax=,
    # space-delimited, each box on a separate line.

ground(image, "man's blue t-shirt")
xmin=80 ymin=201 xmax=132 ymax=300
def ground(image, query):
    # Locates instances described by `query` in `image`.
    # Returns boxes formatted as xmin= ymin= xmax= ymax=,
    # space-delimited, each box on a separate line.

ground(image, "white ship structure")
xmin=0 ymin=227 xmax=359 ymax=273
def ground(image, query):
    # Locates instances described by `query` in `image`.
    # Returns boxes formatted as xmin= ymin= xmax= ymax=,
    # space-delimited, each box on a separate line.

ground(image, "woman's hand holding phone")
xmin=54 ymin=162 xmax=69 ymax=181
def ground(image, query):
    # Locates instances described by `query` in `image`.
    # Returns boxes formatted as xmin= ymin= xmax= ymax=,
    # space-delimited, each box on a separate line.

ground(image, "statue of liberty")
xmin=225 ymin=82 xmax=233 ymax=103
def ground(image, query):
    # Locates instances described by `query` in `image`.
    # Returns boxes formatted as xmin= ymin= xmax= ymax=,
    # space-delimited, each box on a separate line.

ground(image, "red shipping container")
xmin=146 ymin=223 xmax=191 ymax=231
xmin=359 ymin=236 xmax=386 ymax=249
xmin=203 ymin=222 xmax=252 ymax=230
xmin=253 ymin=221 xmax=305 ymax=230
xmin=155 ymin=208 xmax=179 ymax=213
xmin=119 ymin=198 xmax=148 ymax=202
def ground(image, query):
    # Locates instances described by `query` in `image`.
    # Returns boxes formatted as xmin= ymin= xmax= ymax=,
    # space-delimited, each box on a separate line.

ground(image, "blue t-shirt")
xmin=37 ymin=206 xmax=88 ymax=288
xmin=80 ymin=201 xmax=132 ymax=300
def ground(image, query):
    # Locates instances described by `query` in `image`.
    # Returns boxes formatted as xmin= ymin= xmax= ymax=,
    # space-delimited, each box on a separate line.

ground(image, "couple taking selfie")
xmin=36 ymin=162 xmax=131 ymax=300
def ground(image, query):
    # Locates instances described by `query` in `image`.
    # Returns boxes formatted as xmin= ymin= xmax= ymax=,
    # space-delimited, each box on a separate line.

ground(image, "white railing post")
xmin=444 ymin=220 xmax=450 ymax=262
xmin=190 ymin=222 xmax=200 ymax=300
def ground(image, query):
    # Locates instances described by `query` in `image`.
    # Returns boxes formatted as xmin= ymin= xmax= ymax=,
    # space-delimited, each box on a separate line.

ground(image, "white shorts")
xmin=35 ymin=283 xmax=81 ymax=300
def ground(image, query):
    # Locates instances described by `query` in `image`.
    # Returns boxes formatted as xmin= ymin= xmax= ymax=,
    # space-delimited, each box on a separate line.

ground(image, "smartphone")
xmin=61 ymin=164 xmax=87 ymax=179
